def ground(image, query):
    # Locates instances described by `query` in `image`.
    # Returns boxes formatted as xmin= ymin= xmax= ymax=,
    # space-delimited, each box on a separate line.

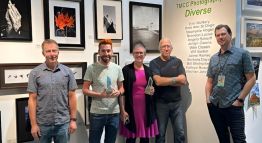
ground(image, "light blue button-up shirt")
xmin=27 ymin=63 xmax=78 ymax=125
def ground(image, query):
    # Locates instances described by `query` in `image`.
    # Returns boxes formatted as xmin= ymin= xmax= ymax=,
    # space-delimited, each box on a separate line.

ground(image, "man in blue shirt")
xmin=205 ymin=24 xmax=256 ymax=143
xmin=27 ymin=39 xmax=78 ymax=143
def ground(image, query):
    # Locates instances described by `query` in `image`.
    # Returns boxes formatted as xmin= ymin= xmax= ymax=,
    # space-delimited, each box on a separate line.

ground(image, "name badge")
xmin=217 ymin=75 xmax=225 ymax=87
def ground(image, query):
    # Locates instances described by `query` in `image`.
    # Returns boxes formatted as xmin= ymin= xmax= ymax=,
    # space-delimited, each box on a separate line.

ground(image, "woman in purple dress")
xmin=119 ymin=41 xmax=159 ymax=143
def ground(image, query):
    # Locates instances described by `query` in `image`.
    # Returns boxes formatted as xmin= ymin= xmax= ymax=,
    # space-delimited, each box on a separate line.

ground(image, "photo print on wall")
xmin=0 ymin=0 xmax=32 ymax=41
xmin=242 ymin=17 xmax=262 ymax=50
xmin=242 ymin=0 xmax=262 ymax=11
xmin=245 ymin=57 xmax=261 ymax=119
xmin=95 ymin=0 xmax=123 ymax=40
xmin=44 ymin=0 xmax=85 ymax=48
xmin=129 ymin=2 xmax=162 ymax=53
xmin=54 ymin=6 xmax=76 ymax=37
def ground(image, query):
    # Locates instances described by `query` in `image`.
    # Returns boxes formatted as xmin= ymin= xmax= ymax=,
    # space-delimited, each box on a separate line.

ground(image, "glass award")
xmin=106 ymin=76 xmax=113 ymax=94
xmin=145 ymin=77 xmax=153 ymax=95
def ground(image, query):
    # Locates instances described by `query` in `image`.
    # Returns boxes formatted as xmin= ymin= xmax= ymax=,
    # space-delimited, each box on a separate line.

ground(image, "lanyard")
xmin=218 ymin=53 xmax=230 ymax=74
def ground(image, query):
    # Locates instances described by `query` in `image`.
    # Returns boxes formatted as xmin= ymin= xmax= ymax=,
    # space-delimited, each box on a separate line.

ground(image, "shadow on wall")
xmin=181 ymin=82 xmax=192 ymax=143
xmin=181 ymin=82 xmax=192 ymax=113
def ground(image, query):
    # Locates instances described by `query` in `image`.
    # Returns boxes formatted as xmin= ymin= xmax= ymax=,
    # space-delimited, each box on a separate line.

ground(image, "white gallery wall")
xmin=0 ymin=0 xmax=162 ymax=142
xmin=3 ymin=0 xmax=261 ymax=143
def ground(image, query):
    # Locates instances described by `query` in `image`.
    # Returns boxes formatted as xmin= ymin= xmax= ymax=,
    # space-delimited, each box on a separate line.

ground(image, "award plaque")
xmin=145 ymin=77 xmax=153 ymax=95
xmin=106 ymin=76 xmax=113 ymax=94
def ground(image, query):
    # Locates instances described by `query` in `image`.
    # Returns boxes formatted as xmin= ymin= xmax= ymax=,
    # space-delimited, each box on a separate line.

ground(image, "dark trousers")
xmin=126 ymin=137 xmax=149 ymax=143
xmin=89 ymin=113 xmax=119 ymax=143
xmin=208 ymin=103 xmax=246 ymax=143
xmin=156 ymin=101 xmax=185 ymax=143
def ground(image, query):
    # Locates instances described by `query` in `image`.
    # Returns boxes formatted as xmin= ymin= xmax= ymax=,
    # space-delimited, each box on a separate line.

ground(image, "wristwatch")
xmin=237 ymin=98 xmax=244 ymax=103
xmin=70 ymin=118 xmax=77 ymax=121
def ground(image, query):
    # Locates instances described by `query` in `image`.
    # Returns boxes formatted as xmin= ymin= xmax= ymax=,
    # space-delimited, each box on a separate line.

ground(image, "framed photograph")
xmin=130 ymin=2 xmax=162 ymax=53
xmin=242 ymin=0 xmax=262 ymax=11
xmin=16 ymin=97 xmax=33 ymax=143
xmin=93 ymin=52 xmax=119 ymax=65
xmin=0 ymin=62 xmax=87 ymax=90
xmin=242 ymin=17 xmax=262 ymax=50
xmin=95 ymin=0 xmax=123 ymax=40
xmin=0 ymin=111 xmax=1 ymax=143
xmin=43 ymin=0 xmax=85 ymax=49
xmin=0 ymin=0 xmax=32 ymax=41
xmin=252 ymin=56 xmax=261 ymax=80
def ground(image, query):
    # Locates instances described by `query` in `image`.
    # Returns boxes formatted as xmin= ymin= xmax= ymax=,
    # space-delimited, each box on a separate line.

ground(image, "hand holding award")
xmin=145 ymin=77 xmax=154 ymax=95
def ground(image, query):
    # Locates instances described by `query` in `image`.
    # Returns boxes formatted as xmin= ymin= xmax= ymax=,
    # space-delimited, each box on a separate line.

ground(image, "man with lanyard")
xmin=205 ymin=24 xmax=256 ymax=143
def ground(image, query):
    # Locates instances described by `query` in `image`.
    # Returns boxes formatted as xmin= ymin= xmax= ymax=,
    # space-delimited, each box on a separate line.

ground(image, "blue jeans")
xmin=208 ymin=103 xmax=246 ymax=143
xmin=89 ymin=113 xmax=119 ymax=143
xmin=39 ymin=123 xmax=69 ymax=143
xmin=156 ymin=101 xmax=185 ymax=143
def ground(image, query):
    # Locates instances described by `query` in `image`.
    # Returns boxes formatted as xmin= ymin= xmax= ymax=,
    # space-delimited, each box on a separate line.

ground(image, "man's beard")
xmin=100 ymin=56 xmax=111 ymax=63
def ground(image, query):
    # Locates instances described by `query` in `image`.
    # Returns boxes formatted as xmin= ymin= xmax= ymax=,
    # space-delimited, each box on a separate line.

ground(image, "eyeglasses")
xmin=160 ymin=45 xmax=172 ymax=49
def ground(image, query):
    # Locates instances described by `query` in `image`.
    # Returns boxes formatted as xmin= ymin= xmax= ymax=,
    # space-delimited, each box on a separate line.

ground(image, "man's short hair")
xmin=158 ymin=37 xmax=173 ymax=50
xmin=214 ymin=24 xmax=232 ymax=36
xmin=98 ymin=39 xmax=112 ymax=51
xmin=41 ymin=39 xmax=58 ymax=51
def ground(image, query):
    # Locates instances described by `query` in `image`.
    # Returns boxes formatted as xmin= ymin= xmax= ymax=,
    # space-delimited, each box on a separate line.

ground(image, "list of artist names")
xmin=185 ymin=20 xmax=215 ymax=74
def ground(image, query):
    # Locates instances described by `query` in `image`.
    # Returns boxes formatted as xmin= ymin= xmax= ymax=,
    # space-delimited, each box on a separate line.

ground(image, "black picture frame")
xmin=95 ymin=0 xmax=123 ymax=40
xmin=0 ymin=62 xmax=87 ymax=92
xmin=43 ymin=0 xmax=85 ymax=49
xmin=0 ymin=111 xmax=1 ymax=143
xmin=129 ymin=2 xmax=162 ymax=53
xmin=93 ymin=52 xmax=119 ymax=65
xmin=0 ymin=0 xmax=32 ymax=41
xmin=16 ymin=97 xmax=33 ymax=143
xmin=252 ymin=56 xmax=261 ymax=80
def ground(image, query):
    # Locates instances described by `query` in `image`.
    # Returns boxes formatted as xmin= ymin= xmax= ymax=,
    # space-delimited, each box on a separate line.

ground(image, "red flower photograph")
xmin=54 ymin=6 xmax=76 ymax=37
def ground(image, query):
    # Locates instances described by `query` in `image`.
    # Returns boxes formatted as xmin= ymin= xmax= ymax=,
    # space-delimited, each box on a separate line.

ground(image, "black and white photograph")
xmin=103 ymin=5 xmax=116 ymax=33
xmin=0 ymin=62 xmax=87 ymax=90
xmin=130 ymin=2 xmax=162 ymax=53
xmin=0 ymin=0 xmax=32 ymax=41
xmin=94 ymin=52 xmax=119 ymax=65
xmin=95 ymin=0 xmax=122 ymax=39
